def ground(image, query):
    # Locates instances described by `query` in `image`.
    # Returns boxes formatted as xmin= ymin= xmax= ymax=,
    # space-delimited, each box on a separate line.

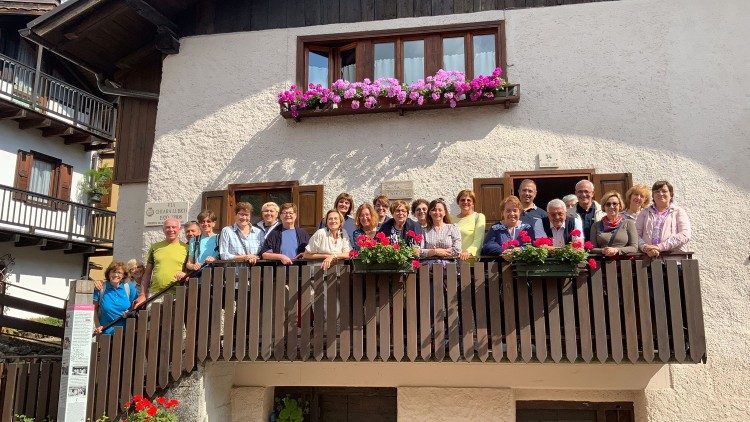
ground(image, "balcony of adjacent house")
xmin=85 ymin=256 xmax=707 ymax=415
xmin=0 ymin=53 xmax=116 ymax=149
xmin=0 ymin=183 xmax=116 ymax=254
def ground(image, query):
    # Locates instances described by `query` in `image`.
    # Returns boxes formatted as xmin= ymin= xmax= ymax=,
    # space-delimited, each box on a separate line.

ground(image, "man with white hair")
xmin=567 ymin=179 xmax=605 ymax=241
xmin=135 ymin=217 xmax=188 ymax=307
xmin=535 ymin=199 xmax=583 ymax=247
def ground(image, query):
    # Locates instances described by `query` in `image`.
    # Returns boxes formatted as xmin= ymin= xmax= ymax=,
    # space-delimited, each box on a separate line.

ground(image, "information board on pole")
xmin=57 ymin=302 xmax=94 ymax=421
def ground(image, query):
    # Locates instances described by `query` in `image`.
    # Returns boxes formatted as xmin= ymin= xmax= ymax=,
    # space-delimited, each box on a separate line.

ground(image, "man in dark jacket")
xmin=536 ymin=199 xmax=583 ymax=247
xmin=261 ymin=203 xmax=310 ymax=265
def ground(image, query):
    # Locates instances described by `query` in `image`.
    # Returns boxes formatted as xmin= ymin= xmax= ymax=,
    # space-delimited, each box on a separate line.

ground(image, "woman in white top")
xmin=304 ymin=209 xmax=352 ymax=269
xmin=421 ymin=199 xmax=462 ymax=261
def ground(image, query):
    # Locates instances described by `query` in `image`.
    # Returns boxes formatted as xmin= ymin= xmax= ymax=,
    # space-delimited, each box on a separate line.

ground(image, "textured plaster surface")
xmin=119 ymin=0 xmax=750 ymax=420
xmin=398 ymin=387 xmax=513 ymax=421
xmin=230 ymin=386 xmax=273 ymax=422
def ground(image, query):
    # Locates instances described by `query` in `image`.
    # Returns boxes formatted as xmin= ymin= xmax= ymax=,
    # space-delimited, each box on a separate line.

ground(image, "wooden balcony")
xmin=0 ymin=184 xmax=116 ymax=253
xmin=0 ymin=53 xmax=116 ymax=148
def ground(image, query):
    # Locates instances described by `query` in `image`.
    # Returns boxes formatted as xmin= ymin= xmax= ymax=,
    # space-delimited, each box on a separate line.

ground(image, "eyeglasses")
xmin=111 ymin=271 xmax=124 ymax=276
xmin=281 ymin=211 xmax=296 ymax=216
xmin=415 ymin=208 xmax=428 ymax=213
xmin=604 ymin=202 xmax=620 ymax=207
xmin=236 ymin=212 xmax=251 ymax=217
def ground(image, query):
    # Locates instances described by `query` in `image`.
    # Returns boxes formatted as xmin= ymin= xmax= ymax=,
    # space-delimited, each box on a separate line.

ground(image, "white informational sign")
xmin=144 ymin=201 xmax=189 ymax=227
xmin=380 ymin=180 xmax=414 ymax=200
xmin=538 ymin=152 xmax=559 ymax=168
xmin=58 ymin=303 xmax=94 ymax=422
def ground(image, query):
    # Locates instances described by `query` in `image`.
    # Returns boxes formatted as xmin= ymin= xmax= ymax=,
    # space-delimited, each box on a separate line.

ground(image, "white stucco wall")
xmin=124 ymin=0 xmax=749 ymax=420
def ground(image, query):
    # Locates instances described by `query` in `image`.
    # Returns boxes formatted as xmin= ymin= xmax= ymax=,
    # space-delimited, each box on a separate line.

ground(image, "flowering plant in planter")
xmin=506 ymin=230 xmax=598 ymax=274
xmin=349 ymin=231 xmax=421 ymax=272
xmin=278 ymin=67 xmax=508 ymax=118
xmin=110 ymin=395 xmax=180 ymax=422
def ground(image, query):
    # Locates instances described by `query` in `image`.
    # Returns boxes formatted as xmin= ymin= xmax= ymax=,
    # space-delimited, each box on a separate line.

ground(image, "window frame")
xmin=13 ymin=149 xmax=71 ymax=210
xmin=296 ymin=21 xmax=507 ymax=88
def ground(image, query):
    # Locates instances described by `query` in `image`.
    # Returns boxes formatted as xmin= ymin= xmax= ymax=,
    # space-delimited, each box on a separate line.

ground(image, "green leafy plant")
xmin=78 ymin=165 xmax=113 ymax=196
xmin=14 ymin=415 xmax=34 ymax=422
xmin=507 ymin=230 xmax=597 ymax=269
xmin=350 ymin=231 xmax=421 ymax=269
xmin=275 ymin=395 xmax=309 ymax=422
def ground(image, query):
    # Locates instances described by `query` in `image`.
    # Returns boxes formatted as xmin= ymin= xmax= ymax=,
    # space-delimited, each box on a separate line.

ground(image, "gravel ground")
xmin=0 ymin=333 xmax=62 ymax=357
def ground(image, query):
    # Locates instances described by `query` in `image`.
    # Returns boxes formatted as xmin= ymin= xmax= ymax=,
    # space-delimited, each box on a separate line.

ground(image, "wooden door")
xmin=473 ymin=177 xmax=509 ymax=227
xmin=201 ymin=190 xmax=232 ymax=230
xmin=296 ymin=184 xmax=323 ymax=235
xmin=592 ymin=173 xmax=632 ymax=202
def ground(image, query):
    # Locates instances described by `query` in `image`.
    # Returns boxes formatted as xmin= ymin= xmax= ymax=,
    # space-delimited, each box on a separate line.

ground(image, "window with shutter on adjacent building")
xmin=13 ymin=150 xmax=73 ymax=209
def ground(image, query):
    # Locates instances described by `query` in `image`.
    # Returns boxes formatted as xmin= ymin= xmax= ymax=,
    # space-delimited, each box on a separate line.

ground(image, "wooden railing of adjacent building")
xmin=0 ymin=53 xmax=116 ymax=140
xmin=75 ymin=258 xmax=705 ymax=420
xmin=0 ymin=356 xmax=62 ymax=422
xmin=0 ymin=184 xmax=116 ymax=248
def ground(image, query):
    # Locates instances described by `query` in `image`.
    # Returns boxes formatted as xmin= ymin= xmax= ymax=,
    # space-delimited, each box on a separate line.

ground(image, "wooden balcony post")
xmin=31 ymin=45 xmax=43 ymax=109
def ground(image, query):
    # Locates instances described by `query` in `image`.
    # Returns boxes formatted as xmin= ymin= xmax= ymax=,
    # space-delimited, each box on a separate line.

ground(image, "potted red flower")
xmin=350 ymin=231 xmax=421 ymax=273
xmin=506 ymin=230 xmax=596 ymax=277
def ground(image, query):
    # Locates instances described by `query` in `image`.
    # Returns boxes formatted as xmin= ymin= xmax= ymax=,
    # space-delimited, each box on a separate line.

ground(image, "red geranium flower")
xmin=572 ymin=240 xmax=583 ymax=249
xmin=411 ymin=260 xmax=421 ymax=269
xmin=156 ymin=397 xmax=167 ymax=406
xmin=349 ymin=250 xmax=359 ymax=258
xmin=392 ymin=243 xmax=400 ymax=250
xmin=406 ymin=230 xmax=416 ymax=238
xmin=571 ymin=229 xmax=581 ymax=237
xmin=376 ymin=231 xmax=386 ymax=240
xmin=588 ymin=258 xmax=598 ymax=270
xmin=414 ymin=234 xmax=423 ymax=243
xmin=584 ymin=241 xmax=593 ymax=250
xmin=147 ymin=405 xmax=158 ymax=416
xmin=380 ymin=236 xmax=390 ymax=245
xmin=166 ymin=399 xmax=180 ymax=408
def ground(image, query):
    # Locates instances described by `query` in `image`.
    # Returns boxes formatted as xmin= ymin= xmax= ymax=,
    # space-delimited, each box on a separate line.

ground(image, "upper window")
xmin=13 ymin=150 xmax=72 ymax=209
xmin=298 ymin=22 xmax=505 ymax=88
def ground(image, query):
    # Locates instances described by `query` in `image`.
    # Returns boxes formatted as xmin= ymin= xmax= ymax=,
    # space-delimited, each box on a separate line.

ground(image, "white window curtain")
xmin=29 ymin=160 xmax=53 ymax=196
xmin=473 ymin=51 xmax=495 ymax=76
xmin=308 ymin=65 xmax=328 ymax=87
xmin=341 ymin=64 xmax=356 ymax=82
xmin=374 ymin=58 xmax=395 ymax=80
xmin=443 ymin=53 xmax=465 ymax=73
xmin=404 ymin=57 xmax=424 ymax=85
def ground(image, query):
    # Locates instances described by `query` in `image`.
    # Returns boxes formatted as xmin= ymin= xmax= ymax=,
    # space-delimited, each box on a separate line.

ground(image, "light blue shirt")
xmin=93 ymin=281 xmax=137 ymax=335
xmin=188 ymin=234 xmax=219 ymax=264
xmin=280 ymin=228 xmax=298 ymax=259
xmin=219 ymin=224 xmax=263 ymax=260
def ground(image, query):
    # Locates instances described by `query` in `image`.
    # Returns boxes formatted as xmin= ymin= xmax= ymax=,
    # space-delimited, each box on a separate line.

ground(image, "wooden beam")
xmin=40 ymin=240 xmax=73 ymax=251
xmin=115 ymin=42 xmax=158 ymax=70
xmin=155 ymin=26 xmax=180 ymax=55
xmin=0 ymin=233 xmax=17 ymax=242
xmin=18 ymin=117 xmax=52 ymax=130
xmin=0 ymin=315 xmax=63 ymax=338
xmin=64 ymin=134 xmax=93 ymax=145
xmin=0 ymin=295 xmax=66 ymax=320
xmin=60 ymin=3 xmax=130 ymax=42
xmin=14 ymin=236 xmax=46 ymax=248
xmin=64 ymin=244 xmax=95 ymax=255
xmin=84 ymin=143 xmax=112 ymax=151
xmin=42 ymin=126 xmax=75 ymax=138
xmin=123 ymin=0 xmax=178 ymax=34
xmin=0 ymin=109 xmax=27 ymax=120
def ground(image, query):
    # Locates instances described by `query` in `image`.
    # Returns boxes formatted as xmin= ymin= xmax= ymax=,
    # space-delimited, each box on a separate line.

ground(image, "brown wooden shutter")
xmin=592 ymin=172 xmax=632 ymax=203
xmin=13 ymin=150 xmax=32 ymax=201
xmin=55 ymin=163 xmax=72 ymax=210
xmin=473 ymin=177 xmax=509 ymax=228
xmin=201 ymin=190 xmax=231 ymax=230
xmin=296 ymin=184 xmax=323 ymax=235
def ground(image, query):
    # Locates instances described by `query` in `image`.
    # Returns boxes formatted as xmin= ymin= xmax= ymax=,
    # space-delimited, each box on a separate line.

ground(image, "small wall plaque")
xmin=144 ymin=201 xmax=189 ymax=227
xmin=380 ymin=180 xmax=414 ymax=200
xmin=538 ymin=152 xmax=559 ymax=168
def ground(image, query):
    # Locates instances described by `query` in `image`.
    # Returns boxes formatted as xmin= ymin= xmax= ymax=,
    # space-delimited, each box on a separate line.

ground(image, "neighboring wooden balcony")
xmin=84 ymin=258 xmax=706 ymax=419
xmin=0 ymin=184 xmax=116 ymax=253
xmin=0 ymin=53 xmax=116 ymax=148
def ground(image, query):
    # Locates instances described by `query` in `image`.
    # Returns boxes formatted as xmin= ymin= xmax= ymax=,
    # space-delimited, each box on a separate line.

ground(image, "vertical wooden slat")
xmin=666 ymin=260 xmax=686 ymax=362
xmin=88 ymin=343 xmax=99 ymax=417
xmin=120 ymin=318 xmax=136 ymax=409
xmin=474 ymin=262 xmax=489 ymax=362
xmin=132 ymin=308 xmax=148 ymax=397
xmin=531 ymin=277 xmax=547 ymax=362
xmin=48 ymin=360 xmax=61 ymax=421
xmin=34 ymin=361 xmax=51 ymax=421
xmin=286 ymin=265 xmax=299 ymax=361
xmin=352 ymin=272 xmax=364 ymax=361
xmin=547 ymin=278 xmax=562 ymax=363
xmin=517 ymin=277 xmax=532 ymax=362
xmin=210 ymin=267 xmax=224 ymax=361
xmin=184 ymin=277 xmax=199 ymax=370
xmin=158 ymin=294 xmax=174 ymax=388
xmin=487 ymin=261 xmax=503 ymax=362
xmin=682 ymin=259 xmax=706 ymax=363
xmin=13 ymin=363 xmax=27 ymax=416
xmin=418 ymin=266 xmax=432 ymax=360
xmin=299 ymin=265 xmax=312 ymax=361
xmin=591 ymin=268 xmax=618 ymax=363
xmin=172 ymin=285 xmax=186 ymax=379
xmin=339 ymin=266 xmax=351 ymax=361
xmin=223 ymin=267 xmax=236 ymax=361
xmin=605 ymin=261 xmax=623 ymax=363
xmin=620 ymin=261 xmax=639 ymax=363
xmin=561 ymin=277 xmax=578 ymax=362
xmin=275 ymin=266 xmax=288 ymax=361
xmin=249 ymin=266 xmax=262 ymax=361
xmin=197 ymin=270 xmax=212 ymax=363
xmin=262 ymin=266 xmax=275 ymax=361
xmin=432 ymin=264 xmax=446 ymax=361
xmin=378 ymin=274 xmax=391 ymax=361
xmin=2 ymin=363 xmax=18 ymax=421
xmin=446 ymin=263 xmax=460 ymax=362
xmin=312 ymin=266 xmax=325 ymax=361
xmin=24 ymin=363 xmax=39 ymax=416
xmin=95 ymin=335 xmax=112 ymax=418
xmin=576 ymin=273 xmax=593 ymax=363
xmin=393 ymin=273 xmax=405 ymax=362
xmin=460 ymin=261 xmax=475 ymax=361
xmin=502 ymin=264 xmax=518 ymax=362
xmin=650 ymin=260 xmax=671 ymax=363
xmin=326 ymin=267 xmax=339 ymax=361
xmin=107 ymin=328 xmax=124 ymax=418
xmin=365 ymin=273 xmax=378 ymax=361
xmin=143 ymin=305 xmax=161 ymax=398
xmin=236 ymin=267 xmax=249 ymax=361
xmin=636 ymin=260 xmax=655 ymax=362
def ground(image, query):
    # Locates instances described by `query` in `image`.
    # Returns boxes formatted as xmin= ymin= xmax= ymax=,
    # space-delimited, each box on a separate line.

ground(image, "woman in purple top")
xmin=420 ymin=199 xmax=461 ymax=263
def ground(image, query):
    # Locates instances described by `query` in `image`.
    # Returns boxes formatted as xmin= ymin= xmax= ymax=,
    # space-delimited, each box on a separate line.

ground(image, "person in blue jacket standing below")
xmin=93 ymin=261 xmax=137 ymax=334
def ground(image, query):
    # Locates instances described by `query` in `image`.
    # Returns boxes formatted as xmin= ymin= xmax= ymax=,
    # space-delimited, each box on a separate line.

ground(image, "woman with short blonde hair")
xmin=623 ymin=184 xmax=651 ymax=220
xmin=453 ymin=189 xmax=485 ymax=261
xmin=590 ymin=191 xmax=638 ymax=256
xmin=305 ymin=209 xmax=352 ymax=270
xmin=352 ymin=203 xmax=379 ymax=251
xmin=482 ymin=195 xmax=537 ymax=259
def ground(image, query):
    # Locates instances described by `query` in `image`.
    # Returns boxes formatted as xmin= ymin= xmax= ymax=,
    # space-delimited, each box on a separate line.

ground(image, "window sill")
xmin=280 ymin=84 xmax=520 ymax=122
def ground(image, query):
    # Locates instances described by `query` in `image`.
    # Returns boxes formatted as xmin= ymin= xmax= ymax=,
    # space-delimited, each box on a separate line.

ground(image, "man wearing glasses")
xmin=567 ymin=179 xmax=605 ymax=241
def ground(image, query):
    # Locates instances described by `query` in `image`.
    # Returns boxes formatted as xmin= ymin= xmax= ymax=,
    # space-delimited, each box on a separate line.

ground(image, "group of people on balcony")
xmin=93 ymin=179 xmax=691 ymax=334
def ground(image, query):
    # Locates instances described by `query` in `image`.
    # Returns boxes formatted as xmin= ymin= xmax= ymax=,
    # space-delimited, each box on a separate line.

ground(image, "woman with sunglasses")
xmin=589 ymin=191 xmax=638 ymax=256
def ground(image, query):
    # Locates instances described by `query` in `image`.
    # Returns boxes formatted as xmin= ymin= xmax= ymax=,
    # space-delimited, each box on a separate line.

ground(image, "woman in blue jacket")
xmin=482 ymin=196 xmax=539 ymax=259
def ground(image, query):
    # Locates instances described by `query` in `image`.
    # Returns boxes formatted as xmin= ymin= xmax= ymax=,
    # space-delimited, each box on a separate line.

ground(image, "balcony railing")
xmin=85 ymin=258 xmax=706 ymax=420
xmin=0 ymin=53 xmax=116 ymax=139
xmin=0 ymin=184 xmax=116 ymax=247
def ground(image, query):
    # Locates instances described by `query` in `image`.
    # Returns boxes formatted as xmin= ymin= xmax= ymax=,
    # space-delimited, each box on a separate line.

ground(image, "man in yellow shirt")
xmin=134 ymin=217 xmax=188 ymax=307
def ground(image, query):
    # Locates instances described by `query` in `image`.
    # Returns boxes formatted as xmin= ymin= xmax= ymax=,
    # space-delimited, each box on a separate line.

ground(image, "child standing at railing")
xmin=93 ymin=261 xmax=137 ymax=335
